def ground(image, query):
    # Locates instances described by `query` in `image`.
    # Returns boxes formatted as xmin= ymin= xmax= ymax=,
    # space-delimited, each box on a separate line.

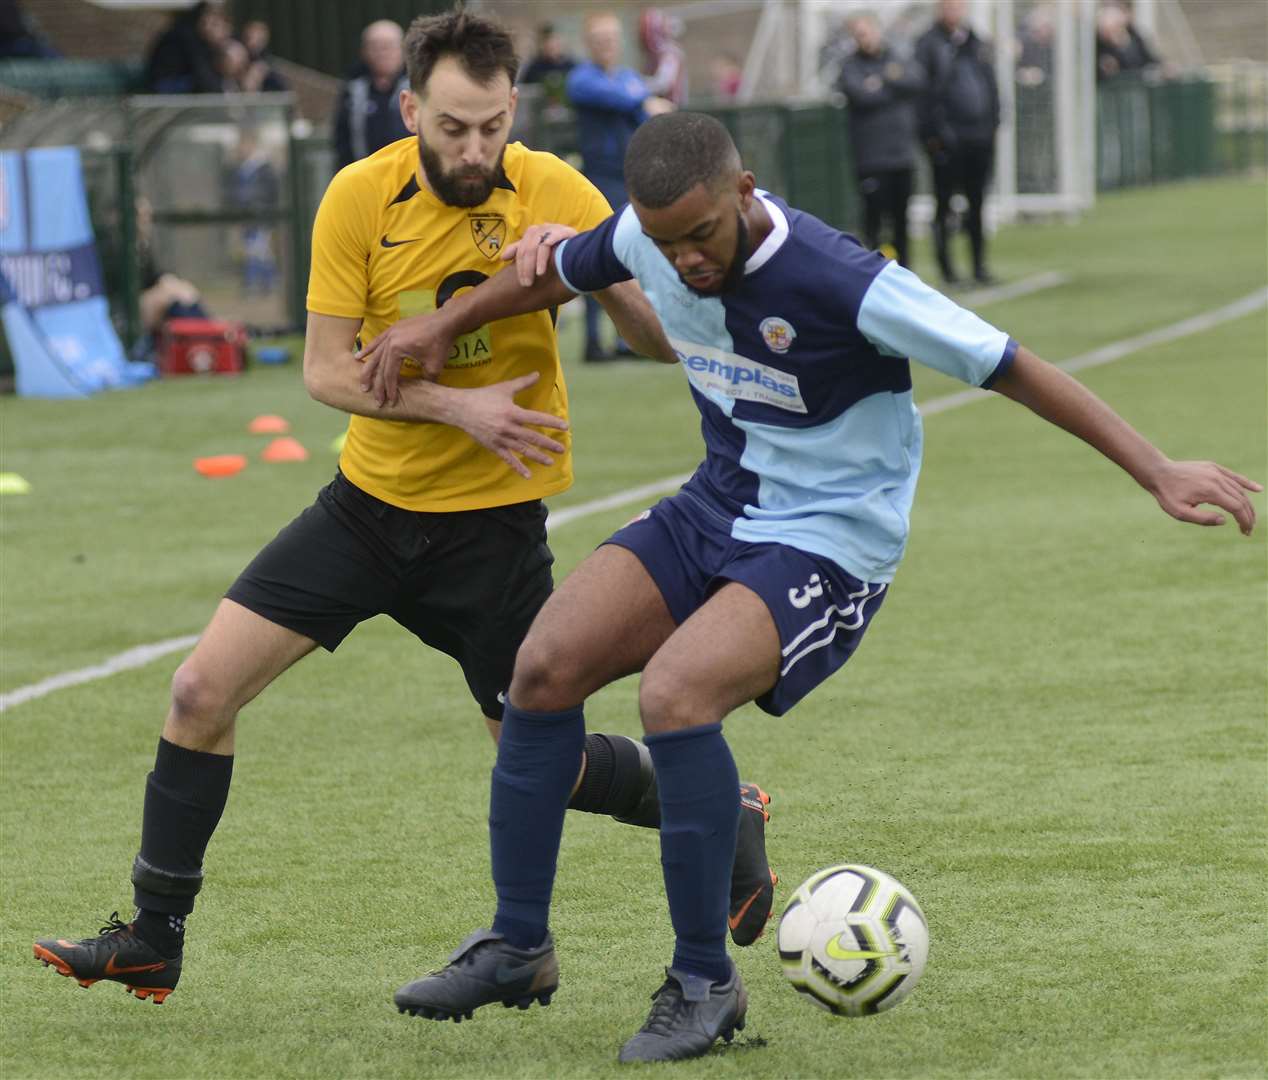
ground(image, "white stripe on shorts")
xmin=780 ymin=583 xmax=887 ymax=677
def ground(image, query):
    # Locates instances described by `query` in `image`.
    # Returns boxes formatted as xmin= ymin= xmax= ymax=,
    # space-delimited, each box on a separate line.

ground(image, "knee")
xmin=168 ymin=660 xmax=235 ymax=742
xmin=638 ymin=665 xmax=708 ymax=735
xmin=509 ymin=631 xmax=588 ymax=713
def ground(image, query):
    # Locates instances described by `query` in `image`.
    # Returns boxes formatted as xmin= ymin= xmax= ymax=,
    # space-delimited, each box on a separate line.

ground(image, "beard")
xmin=418 ymin=139 xmax=505 ymax=208
xmin=680 ymin=212 xmax=750 ymax=297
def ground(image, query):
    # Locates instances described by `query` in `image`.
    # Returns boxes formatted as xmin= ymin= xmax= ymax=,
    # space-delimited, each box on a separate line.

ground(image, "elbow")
xmin=302 ymin=351 xmax=330 ymax=405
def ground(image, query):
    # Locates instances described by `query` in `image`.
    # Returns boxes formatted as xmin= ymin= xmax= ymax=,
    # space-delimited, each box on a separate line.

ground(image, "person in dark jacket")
xmin=1096 ymin=2 xmax=1160 ymax=82
xmin=333 ymin=20 xmax=411 ymax=170
xmin=144 ymin=1 xmax=229 ymax=94
xmin=0 ymin=0 xmax=59 ymax=59
xmin=565 ymin=10 xmax=672 ymax=360
xmin=519 ymin=22 xmax=576 ymax=105
xmin=836 ymin=13 xmax=923 ymax=269
xmin=915 ymin=0 xmax=1000 ymax=284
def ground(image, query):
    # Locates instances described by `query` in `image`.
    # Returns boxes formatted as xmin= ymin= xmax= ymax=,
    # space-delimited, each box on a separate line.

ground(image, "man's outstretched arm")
xmin=304 ymin=311 xmax=568 ymax=479
xmin=991 ymin=346 xmax=1261 ymax=534
xmin=355 ymin=225 xmax=673 ymax=406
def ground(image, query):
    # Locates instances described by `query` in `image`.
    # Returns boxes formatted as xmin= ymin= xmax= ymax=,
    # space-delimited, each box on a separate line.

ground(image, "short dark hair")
xmin=624 ymin=112 xmax=742 ymax=209
xmin=404 ymin=10 xmax=519 ymax=95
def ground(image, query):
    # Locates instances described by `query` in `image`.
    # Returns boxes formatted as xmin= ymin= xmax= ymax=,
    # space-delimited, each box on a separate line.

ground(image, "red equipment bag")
xmin=158 ymin=318 xmax=247 ymax=375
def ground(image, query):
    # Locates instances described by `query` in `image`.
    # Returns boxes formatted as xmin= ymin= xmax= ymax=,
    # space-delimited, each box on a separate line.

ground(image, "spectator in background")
xmin=836 ymin=12 xmax=923 ymax=270
xmin=334 ymin=20 xmax=410 ymax=170
xmin=1096 ymin=2 xmax=1160 ymax=82
xmin=1016 ymin=5 xmax=1054 ymax=87
xmin=0 ymin=0 xmax=60 ymax=59
xmin=131 ymin=197 xmax=209 ymax=358
xmin=709 ymin=52 xmax=742 ymax=101
xmin=216 ymin=38 xmax=286 ymax=93
xmin=144 ymin=1 xmax=229 ymax=94
xmin=237 ymin=19 xmax=288 ymax=91
xmin=519 ymin=22 xmax=577 ymax=105
xmin=639 ymin=8 xmax=687 ymax=107
xmin=228 ymin=129 xmax=279 ymax=296
xmin=915 ymin=0 xmax=1000 ymax=285
xmin=1015 ymin=6 xmax=1056 ymax=195
xmin=566 ymin=11 xmax=673 ymax=361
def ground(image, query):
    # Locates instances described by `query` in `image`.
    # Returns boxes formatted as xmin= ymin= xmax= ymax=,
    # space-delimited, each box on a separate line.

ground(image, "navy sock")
xmin=645 ymin=723 xmax=738 ymax=985
xmin=490 ymin=701 xmax=585 ymax=950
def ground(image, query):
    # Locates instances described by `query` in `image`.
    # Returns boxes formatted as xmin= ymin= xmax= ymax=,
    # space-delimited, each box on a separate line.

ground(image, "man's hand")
xmin=454 ymin=371 xmax=569 ymax=479
xmin=502 ymin=223 xmax=577 ymax=287
xmin=356 ymin=312 xmax=454 ymax=407
xmin=1146 ymin=459 xmax=1261 ymax=535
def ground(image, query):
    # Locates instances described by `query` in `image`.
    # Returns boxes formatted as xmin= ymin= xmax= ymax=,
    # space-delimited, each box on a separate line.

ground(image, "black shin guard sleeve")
xmin=566 ymin=732 xmax=661 ymax=829
xmin=567 ymin=733 xmax=617 ymax=813
xmin=134 ymin=738 xmax=234 ymax=915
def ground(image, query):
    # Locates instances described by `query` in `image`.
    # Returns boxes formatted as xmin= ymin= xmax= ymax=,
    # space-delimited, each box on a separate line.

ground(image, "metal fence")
xmin=1 ymin=66 xmax=1263 ymax=356
xmin=2 ymin=94 xmax=301 ymax=347
xmin=1209 ymin=60 xmax=1268 ymax=176
xmin=508 ymin=89 xmax=860 ymax=230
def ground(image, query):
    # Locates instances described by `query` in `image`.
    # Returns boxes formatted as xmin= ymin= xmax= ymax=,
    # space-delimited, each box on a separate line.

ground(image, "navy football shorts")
xmin=605 ymin=488 xmax=887 ymax=716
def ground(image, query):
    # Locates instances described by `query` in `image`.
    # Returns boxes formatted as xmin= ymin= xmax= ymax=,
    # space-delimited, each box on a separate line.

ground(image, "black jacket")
xmin=333 ymin=70 xmax=412 ymax=169
xmin=836 ymin=47 xmax=923 ymax=174
xmin=144 ymin=16 xmax=221 ymax=94
xmin=914 ymin=22 xmax=999 ymax=147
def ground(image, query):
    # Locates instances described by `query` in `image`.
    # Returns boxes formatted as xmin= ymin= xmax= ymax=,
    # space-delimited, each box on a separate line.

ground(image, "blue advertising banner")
xmin=0 ymin=146 xmax=154 ymax=397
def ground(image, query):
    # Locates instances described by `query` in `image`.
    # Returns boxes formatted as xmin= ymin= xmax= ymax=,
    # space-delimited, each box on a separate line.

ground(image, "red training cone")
xmin=248 ymin=414 xmax=290 ymax=434
xmin=261 ymin=437 xmax=309 ymax=463
xmin=194 ymin=454 xmax=248 ymax=477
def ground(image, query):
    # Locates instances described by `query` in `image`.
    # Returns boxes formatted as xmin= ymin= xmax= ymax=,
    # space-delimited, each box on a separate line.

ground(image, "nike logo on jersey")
xmin=380 ymin=235 xmax=422 ymax=248
xmin=823 ymin=933 xmax=896 ymax=962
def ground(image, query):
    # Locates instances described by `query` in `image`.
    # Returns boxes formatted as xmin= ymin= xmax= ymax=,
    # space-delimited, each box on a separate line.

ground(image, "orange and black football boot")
xmin=33 ymin=912 xmax=181 ymax=1003
xmin=729 ymin=784 xmax=778 ymax=946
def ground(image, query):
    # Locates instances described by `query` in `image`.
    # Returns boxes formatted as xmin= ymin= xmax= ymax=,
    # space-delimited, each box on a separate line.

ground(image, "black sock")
xmin=567 ymin=733 xmax=660 ymax=828
xmin=133 ymin=909 xmax=186 ymax=957
xmin=131 ymin=738 xmax=233 ymax=950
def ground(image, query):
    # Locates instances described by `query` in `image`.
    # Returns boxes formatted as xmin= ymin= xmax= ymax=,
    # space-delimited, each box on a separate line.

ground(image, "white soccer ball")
xmin=776 ymin=863 xmax=929 ymax=1016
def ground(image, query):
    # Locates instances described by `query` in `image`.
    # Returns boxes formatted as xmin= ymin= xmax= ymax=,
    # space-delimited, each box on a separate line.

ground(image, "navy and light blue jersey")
xmin=555 ymin=193 xmax=1017 ymax=583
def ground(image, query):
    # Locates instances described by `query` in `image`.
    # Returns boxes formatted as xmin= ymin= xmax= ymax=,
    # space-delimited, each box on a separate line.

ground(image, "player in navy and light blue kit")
xmin=359 ymin=113 xmax=1260 ymax=1062
xmin=554 ymin=160 xmax=1018 ymax=716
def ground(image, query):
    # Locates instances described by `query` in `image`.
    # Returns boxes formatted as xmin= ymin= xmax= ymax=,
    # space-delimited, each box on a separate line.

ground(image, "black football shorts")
xmin=225 ymin=471 xmax=554 ymax=719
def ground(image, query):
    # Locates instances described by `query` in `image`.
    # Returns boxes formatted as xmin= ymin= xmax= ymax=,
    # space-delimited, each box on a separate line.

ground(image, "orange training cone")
xmin=194 ymin=454 xmax=248 ymax=478
xmin=248 ymin=414 xmax=290 ymax=434
xmin=261 ymin=437 xmax=309 ymax=463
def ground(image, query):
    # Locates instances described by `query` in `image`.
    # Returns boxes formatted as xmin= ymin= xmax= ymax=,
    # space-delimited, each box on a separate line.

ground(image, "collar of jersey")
xmin=745 ymin=192 xmax=789 ymax=275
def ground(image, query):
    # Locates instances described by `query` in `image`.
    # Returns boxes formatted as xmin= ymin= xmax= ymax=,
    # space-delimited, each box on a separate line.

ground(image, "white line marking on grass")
xmin=3 ymin=288 xmax=1264 ymax=713
xmin=1059 ymin=288 xmax=1268 ymax=374
xmin=0 ymin=635 xmax=198 ymax=712
xmin=546 ymin=473 xmax=694 ymax=533
xmin=955 ymin=270 xmax=1070 ymax=308
xmin=920 ymin=287 xmax=1268 ymax=416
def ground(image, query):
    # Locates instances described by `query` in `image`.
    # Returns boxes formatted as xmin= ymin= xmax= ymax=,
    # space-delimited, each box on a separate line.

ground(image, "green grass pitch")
xmin=1 ymin=177 xmax=1264 ymax=1079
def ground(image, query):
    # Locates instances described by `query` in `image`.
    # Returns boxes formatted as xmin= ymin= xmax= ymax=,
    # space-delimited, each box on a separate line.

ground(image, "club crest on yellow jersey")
xmin=469 ymin=215 xmax=507 ymax=259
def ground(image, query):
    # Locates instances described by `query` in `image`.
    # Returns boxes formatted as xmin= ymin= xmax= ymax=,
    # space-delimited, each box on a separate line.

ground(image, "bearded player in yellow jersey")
xmin=32 ymin=10 xmax=775 ymax=1006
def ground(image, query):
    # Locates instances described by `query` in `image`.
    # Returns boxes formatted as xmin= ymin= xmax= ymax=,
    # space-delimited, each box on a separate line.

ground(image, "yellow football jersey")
xmin=307 ymin=137 xmax=612 ymax=512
